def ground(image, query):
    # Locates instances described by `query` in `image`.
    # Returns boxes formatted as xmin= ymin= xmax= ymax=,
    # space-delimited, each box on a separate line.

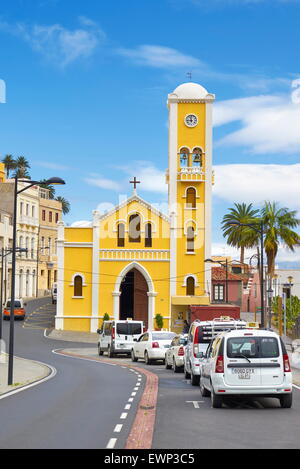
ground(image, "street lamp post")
xmin=267 ymin=287 xmax=274 ymax=329
xmin=7 ymin=176 xmax=65 ymax=386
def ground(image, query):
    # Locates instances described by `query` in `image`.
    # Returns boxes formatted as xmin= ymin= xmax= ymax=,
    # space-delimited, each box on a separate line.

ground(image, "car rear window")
xmin=6 ymin=301 xmax=22 ymax=308
xmin=227 ymin=337 xmax=279 ymax=359
xmin=116 ymin=323 xmax=142 ymax=335
xmin=152 ymin=333 xmax=176 ymax=341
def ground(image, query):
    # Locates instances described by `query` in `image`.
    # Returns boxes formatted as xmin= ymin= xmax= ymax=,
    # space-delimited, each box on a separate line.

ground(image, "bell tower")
xmin=167 ymin=83 xmax=215 ymax=320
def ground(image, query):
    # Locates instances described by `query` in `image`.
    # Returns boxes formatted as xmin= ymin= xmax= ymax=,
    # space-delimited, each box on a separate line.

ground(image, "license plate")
xmin=232 ymin=368 xmax=255 ymax=380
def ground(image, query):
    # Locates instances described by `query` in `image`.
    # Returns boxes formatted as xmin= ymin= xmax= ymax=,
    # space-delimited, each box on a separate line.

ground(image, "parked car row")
xmin=97 ymin=317 xmax=293 ymax=409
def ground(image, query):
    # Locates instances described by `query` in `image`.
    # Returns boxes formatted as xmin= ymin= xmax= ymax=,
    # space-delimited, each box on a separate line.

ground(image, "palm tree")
xmin=12 ymin=167 xmax=31 ymax=179
xmin=261 ymin=201 xmax=300 ymax=277
xmin=2 ymin=154 xmax=16 ymax=178
xmin=15 ymin=156 xmax=30 ymax=179
xmin=222 ymin=203 xmax=260 ymax=264
xmin=56 ymin=196 xmax=71 ymax=215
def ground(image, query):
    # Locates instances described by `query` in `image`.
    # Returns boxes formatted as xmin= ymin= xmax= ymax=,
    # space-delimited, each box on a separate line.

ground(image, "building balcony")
xmin=178 ymin=167 xmax=206 ymax=182
xmin=18 ymin=215 xmax=39 ymax=227
xmin=99 ymin=249 xmax=170 ymax=262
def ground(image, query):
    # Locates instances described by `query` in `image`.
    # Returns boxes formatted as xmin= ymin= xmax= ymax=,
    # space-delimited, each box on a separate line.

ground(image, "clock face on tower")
xmin=185 ymin=114 xmax=198 ymax=128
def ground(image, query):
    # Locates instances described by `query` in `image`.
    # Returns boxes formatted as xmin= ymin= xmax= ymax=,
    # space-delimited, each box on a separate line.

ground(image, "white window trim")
xmin=182 ymin=274 xmax=199 ymax=287
xmin=70 ymin=273 xmax=87 ymax=287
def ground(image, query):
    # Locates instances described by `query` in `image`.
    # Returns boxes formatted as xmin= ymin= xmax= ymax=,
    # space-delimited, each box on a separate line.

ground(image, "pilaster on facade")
xmin=56 ymin=221 xmax=65 ymax=330
xmin=91 ymin=210 xmax=100 ymax=333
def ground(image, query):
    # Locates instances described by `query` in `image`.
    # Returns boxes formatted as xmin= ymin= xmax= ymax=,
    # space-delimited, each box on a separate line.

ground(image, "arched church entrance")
xmin=119 ymin=268 xmax=149 ymax=329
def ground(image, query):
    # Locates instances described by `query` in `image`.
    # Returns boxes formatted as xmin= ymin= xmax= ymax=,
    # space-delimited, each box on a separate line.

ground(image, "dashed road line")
xmin=106 ymin=438 xmax=117 ymax=449
xmin=114 ymin=425 xmax=123 ymax=433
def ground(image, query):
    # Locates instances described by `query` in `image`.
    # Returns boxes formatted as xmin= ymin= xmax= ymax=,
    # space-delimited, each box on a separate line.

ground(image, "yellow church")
xmin=55 ymin=82 xmax=215 ymax=333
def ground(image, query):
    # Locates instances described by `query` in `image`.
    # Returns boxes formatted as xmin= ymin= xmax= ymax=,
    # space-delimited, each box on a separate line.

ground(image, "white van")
xmin=184 ymin=317 xmax=247 ymax=385
xmin=97 ymin=320 xmax=144 ymax=357
xmin=200 ymin=329 xmax=293 ymax=408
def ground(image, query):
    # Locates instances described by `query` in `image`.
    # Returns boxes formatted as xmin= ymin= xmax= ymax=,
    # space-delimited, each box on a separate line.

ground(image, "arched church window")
xmin=187 ymin=226 xmax=195 ymax=253
xmin=186 ymin=277 xmax=195 ymax=296
xmin=180 ymin=148 xmax=189 ymax=168
xmin=117 ymin=223 xmax=125 ymax=247
xmin=145 ymin=223 xmax=152 ymax=248
xmin=74 ymin=275 xmax=83 ymax=297
xmin=129 ymin=214 xmax=141 ymax=243
xmin=186 ymin=187 xmax=196 ymax=209
xmin=192 ymin=148 xmax=203 ymax=167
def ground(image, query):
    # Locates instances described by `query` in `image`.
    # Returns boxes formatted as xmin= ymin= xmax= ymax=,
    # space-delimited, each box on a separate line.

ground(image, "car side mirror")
xmin=133 ymin=338 xmax=138 ymax=342
xmin=97 ymin=329 xmax=102 ymax=335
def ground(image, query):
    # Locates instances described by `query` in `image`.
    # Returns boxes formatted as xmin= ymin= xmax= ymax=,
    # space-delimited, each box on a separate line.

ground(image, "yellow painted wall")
xmin=176 ymin=102 xmax=207 ymax=299
xmin=0 ymin=163 xmax=6 ymax=183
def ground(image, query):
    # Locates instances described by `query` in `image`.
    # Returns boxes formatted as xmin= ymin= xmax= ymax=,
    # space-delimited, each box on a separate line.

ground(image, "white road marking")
xmin=106 ymin=438 xmax=117 ymax=449
xmin=120 ymin=413 xmax=128 ymax=420
xmin=128 ymin=398 xmax=134 ymax=402
xmin=114 ymin=425 xmax=123 ymax=433
xmin=136 ymin=382 xmax=141 ymax=386
xmin=186 ymin=401 xmax=204 ymax=409
xmin=125 ymin=404 xmax=131 ymax=410
xmin=131 ymin=392 xmax=137 ymax=397
xmin=134 ymin=387 xmax=139 ymax=391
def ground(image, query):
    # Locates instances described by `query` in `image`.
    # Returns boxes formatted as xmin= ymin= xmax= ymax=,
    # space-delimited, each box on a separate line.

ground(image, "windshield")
xmin=116 ymin=323 xmax=142 ymax=336
xmin=6 ymin=301 xmax=22 ymax=308
xmin=227 ymin=337 xmax=279 ymax=359
xmin=152 ymin=333 xmax=176 ymax=341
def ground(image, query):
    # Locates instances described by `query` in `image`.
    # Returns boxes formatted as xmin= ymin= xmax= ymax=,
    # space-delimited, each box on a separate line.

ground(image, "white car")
xmin=165 ymin=335 xmax=188 ymax=373
xmin=131 ymin=331 xmax=176 ymax=365
xmin=97 ymin=320 xmax=144 ymax=357
xmin=200 ymin=329 xmax=293 ymax=409
xmin=184 ymin=318 xmax=247 ymax=386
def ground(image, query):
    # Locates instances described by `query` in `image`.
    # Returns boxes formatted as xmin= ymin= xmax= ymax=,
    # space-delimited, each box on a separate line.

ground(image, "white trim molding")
xmin=56 ymin=222 xmax=65 ymax=330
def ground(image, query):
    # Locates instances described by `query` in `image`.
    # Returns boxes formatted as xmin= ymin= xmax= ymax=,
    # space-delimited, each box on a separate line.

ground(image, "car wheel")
xmin=211 ymin=389 xmax=223 ymax=409
xmin=173 ymin=359 xmax=182 ymax=374
xmin=280 ymin=394 xmax=293 ymax=409
xmin=191 ymin=371 xmax=200 ymax=386
xmin=200 ymin=378 xmax=211 ymax=397
xmin=165 ymin=358 xmax=172 ymax=370
xmin=98 ymin=345 xmax=104 ymax=356
xmin=145 ymin=352 xmax=152 ymax=365
xmin=131 ymin=349 xmax=138 ymax=362
xmin=184 ymin=365 xmax=191 ymax=380
xmin=108 ymin=346 xmax=114 ymax=358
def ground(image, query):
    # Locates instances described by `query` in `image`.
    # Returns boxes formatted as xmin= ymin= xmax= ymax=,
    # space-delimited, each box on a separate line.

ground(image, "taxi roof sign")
xmin=246 ymin=322 xmax=260 ymax=329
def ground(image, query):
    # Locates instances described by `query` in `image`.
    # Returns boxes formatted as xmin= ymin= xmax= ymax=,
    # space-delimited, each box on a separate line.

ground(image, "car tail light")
xmin=215 ymin=356 xmax=224 ymax=374
xmin=178 ymin=346 xmax=185 ymax=357
xmin=283 ymin=354 xmax=291 ymax=373
xmin=152 ymin=342 xmax=160 ymax=349
xmin=112 ymin=327 xmax=115 ymax=340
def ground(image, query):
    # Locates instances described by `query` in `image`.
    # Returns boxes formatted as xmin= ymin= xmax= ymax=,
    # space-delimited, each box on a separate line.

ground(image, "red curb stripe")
xmin=55 ymin=351 xmax=158 ymax=449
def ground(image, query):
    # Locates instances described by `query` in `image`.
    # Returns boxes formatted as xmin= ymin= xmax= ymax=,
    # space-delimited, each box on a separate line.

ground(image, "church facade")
xmin=55 ymin=82 xmax=215 ymax=334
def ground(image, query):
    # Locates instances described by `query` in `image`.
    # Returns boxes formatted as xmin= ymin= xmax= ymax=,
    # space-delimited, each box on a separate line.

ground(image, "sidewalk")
xmin=47 ymin=329 xmax=98 ymax=344
xmin=0 ymin=352 xmax=51 ymax=396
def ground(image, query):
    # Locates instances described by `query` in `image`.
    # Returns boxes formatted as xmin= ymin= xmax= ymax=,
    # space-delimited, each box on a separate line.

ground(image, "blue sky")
xmin=1 ymin=0 xmax=300 ymax=265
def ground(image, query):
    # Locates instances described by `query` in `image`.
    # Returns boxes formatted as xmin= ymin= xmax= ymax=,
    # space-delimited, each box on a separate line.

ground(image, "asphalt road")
xmin=0 ymin=298 xmax=142 ymax=449
xmin=1 ymin=298 xmax=300 ymax=449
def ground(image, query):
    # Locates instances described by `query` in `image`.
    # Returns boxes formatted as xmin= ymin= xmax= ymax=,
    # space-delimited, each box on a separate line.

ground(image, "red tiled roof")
xmin=212 ymin=267 xmax=243 ymax=282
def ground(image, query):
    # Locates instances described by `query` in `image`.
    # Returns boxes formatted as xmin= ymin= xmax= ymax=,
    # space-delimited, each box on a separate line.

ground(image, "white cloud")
xmin=213 ymin=163 xmax=300 ymax=210
xmin=35 ymin=161 xmax=71 ymax=171
xmin=214 ymin=84 xmax=300 ymax=153
xmin=117 ymin=162 xmax=167 ymax=194
xmin=116 ymin=45 xmax=202 ymax=68
xmin=84 ymin=175 xmax=122 ymax=191
xmin=0 ymin=17 xmax=105 ymax=66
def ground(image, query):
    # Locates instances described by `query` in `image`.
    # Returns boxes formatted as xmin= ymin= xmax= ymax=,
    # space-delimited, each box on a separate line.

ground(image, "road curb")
xmin=54 ymin=350 xmax=158 ymax=449
xmin=0 ymin=357 xmax=56 ymax=401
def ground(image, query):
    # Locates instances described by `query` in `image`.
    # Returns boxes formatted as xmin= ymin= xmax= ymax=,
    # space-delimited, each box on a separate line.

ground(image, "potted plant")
xmin=155 ymin=314 xmax=164 ymax=331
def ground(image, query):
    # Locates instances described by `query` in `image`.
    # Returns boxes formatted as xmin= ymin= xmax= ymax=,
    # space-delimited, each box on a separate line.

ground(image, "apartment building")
xmin=0 ymin=209 xmax=13 ymax=303
xmin=38 ymin=188 xmax=62 ymax=296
